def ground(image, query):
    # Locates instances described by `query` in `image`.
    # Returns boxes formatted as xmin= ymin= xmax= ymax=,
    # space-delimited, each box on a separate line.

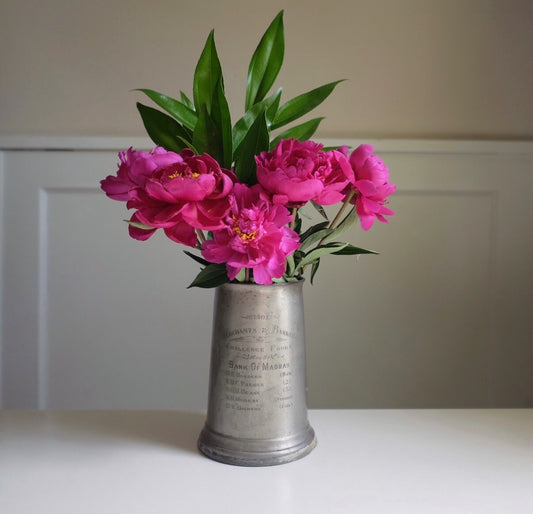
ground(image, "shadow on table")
xmin=49 ymin=410 xmax=206 ymax=455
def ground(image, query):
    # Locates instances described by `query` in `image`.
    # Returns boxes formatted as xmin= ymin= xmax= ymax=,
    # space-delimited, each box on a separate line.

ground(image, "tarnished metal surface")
xmin=198 ymin=281 xmax=316 ymax=466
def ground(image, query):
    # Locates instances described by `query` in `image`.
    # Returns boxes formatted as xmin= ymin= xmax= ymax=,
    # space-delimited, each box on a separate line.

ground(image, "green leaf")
xmin=293 ymin=210 xmax=302 ymax=234
xmin=180 ymin=91 xmax=195 ymax=111
xmin=123 ymin=219 xmax=153 ymax=230
xmin=183 ymin=250 xmax=211 ymax=267
xmin=136 ymin=103 xmax=190 ymax=152
xmin=310 ymin=201 xmax=329 ymax=220
xmin=299 ymin=228 xmax=333 ymax=252
xmin=270 ymin=117 xmax=324 ymax=149
xmin=283 ymin=276 xmax=299 ymax=282
xmin=187 ymin=263 xmax=229 ymax=289
xmin=297 ymin=206 xmax=312 ymax=220
xmin=245 ymin=10 xmax=284 ymax=110
xmin=271 ymin=80 xmax=344 ymax=130
xmin=176 ymin=136 xmax=199 ymax=154
xmin=233 ymin=110 xmax=269 ymax=185
xmin=136 ymin=89 xmax=198 ymax=131
xmin=321 ymin=206 xmax=358 ymax=245
xmin=331 ymin=245 xmax=378 ymax=256
xmin=234 ymin=268 xmax=247 ymax=282
xmin=310 ymin=258 xmax=320 ymax=284
xmin=322 ymin=145 xmax=350 ymax=151
xmin=296 ymin=243 xmax=348 ymax=271
xmin=293 ymin=249 xmax=305 ymax=262
xmin=298 ymin=221 xmax=329 ymax=243
xmin=192 ymin=105 xmax=219 ymax=158
xmin=286 ymin=253 xmax=296 ymax=277
xmin=211 ymin=78 xmax=233 ymax=168
xmin=233 ymin=88 xmax=282 ymax=152
xmin=193 ymin=30 xmax=223 ymax=114
xmin=265 ymin=88 xmax=282 ymax=124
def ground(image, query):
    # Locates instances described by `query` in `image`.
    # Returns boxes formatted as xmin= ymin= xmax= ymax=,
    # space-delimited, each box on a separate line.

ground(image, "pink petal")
xmin=164 ymin=222 xmax=197 ymax=246
xmin=128 ymin=213 xmax=157 ymax=241
xmin=252 ymin=265 xmax=273 ymax=285
xmin=145 ymin=179 xmax=179 ymax=203
xmin=100 ymin=176 xmax=132 ymax=201
xmin=165 ymin=174 xmax=215 ymax=201
xmin=353 ymin=179 xmax=377 ymax=197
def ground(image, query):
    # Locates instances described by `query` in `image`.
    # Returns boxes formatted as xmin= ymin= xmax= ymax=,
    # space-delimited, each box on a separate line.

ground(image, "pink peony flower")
xmin=342 ymin=144 xmax=396 ymax=231
xmin=132 ymin=153 xmax=235 ymax=233
xmin=101 ymin=148 xmax=235 ymax=247
xmin=255 ymin=139 xmax=354 ymax=207
xmin=100 ymin=147 xmax=186 ymax=202
xmin=201 ymin=184 xmax=301 ymax=285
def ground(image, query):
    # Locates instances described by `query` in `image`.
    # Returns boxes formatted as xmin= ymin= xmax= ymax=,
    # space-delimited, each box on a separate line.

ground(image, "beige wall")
xmin=1 ymin=0 xmax=532 ymax=140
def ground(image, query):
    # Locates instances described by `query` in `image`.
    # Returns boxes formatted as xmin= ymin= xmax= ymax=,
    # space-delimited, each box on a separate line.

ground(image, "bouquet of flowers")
xmin=101 ymin=11 xmax=395 ymax=288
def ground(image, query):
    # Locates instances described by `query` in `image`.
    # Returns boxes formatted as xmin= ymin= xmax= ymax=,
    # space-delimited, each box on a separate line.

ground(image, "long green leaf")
xmin=193 ymin=30 xmax=222 ymax=114
xmin=245 ymin=11 xmax=284 ymax=110
xmin=293 ymin=210 xmax=302 ymax=234
xmin=123 ymin=219 xmax=153 ymax=230
xmin=183 ymin=250 xmax=211 ymax=267
xmin=295 ymin=243 xmax=348 ymax=271
xmin=321 ymin=206 xmax=358 ymax=245
xmin=233 ymin=88 xmax=282 ymax=152
xmin=136 ymin=103 xmax=190 ymax=152
xmin=187 ymin=263 xmax=229 ymax=288
xmin=298 ymin=221 xmax=330 ymax=243
xmin=233 ymin=110 xmax=269 ymax=185
xmin=176 ymin=136 xmax=199 ymax=154
xmin=299 ymin=228 xmax=333 ymax=252
xmin=331 ymin=245 xmax=378 ymax=256
xmin=286 ymin=253 xmax=296 ymax=277
xmin=136 ymin=89 xmax=198 ymax=131
xmin=270 ymin=117 xmax=324 ymax=149
xmin=266 ymin=87 xmax=282 ymax=124
xmin=192 ymin=105 xmax=220 ymax=159
xmin=211 ymin=78 xmax=232 ymax=168
xmin=180 ymin=91 xmax=195 ymax=111
xmin=310 ymin=258 xmax=320 ymax=284
xmin=271 ymin=80 xmax=344 ymax=130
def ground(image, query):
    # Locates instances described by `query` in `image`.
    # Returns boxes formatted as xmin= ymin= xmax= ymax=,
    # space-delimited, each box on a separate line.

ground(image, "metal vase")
xmin=198 ymin=280 xmax=316 ymax=466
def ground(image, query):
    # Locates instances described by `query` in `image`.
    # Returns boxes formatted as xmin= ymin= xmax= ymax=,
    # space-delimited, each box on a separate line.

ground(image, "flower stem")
xmin=196 ymin=229 xmax=206 ymax=245
xmin=290 ymin=207 xmax=298 ymax=230
xmin=328 ymin=190 xmax=355 ymax=231
xmin=245 ymin=268 xmax=251 ymax=283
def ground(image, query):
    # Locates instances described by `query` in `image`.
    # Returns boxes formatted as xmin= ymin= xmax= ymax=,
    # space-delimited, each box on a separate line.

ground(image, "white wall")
xmin=1 ymin=0 xmax=532 ymax=140
xmin=1 ymin=1 xmax=532 ymax=408
xmin=2 ymin=138 xmax=532 ymax=409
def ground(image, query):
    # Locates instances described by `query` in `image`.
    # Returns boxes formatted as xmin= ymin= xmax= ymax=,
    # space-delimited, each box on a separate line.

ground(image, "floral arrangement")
xmin=101 ymin=11 xmax=395 ymax=288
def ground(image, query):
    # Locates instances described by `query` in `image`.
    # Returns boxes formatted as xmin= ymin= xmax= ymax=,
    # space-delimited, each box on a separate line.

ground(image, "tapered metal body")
xmin=198 ymin=281 xmax=316 ymax=466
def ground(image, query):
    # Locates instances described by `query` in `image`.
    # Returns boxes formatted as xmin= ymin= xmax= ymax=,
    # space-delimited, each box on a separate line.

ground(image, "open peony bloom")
xmin=101 ymin=148 xmax=235 ymax=247
xmin=343 ymin=144 xmax=396 ymax=231
xmin=133 ymin=153 xmax=234 ymax=228
xmin=201 ymin=184 xmax=301 ymax=285
xmin=100 ymin=147 xmax=186 ymax=202
xmin=255 ymin=139 xmax=354 ymax=207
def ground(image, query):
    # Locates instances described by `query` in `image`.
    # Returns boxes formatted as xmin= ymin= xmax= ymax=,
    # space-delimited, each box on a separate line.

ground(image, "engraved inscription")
xmin=221 ymin=313 xmax=296 ymax=412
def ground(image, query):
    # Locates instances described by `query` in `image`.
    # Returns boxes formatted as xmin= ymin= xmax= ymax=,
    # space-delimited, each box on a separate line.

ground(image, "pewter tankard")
xmin=198 ymin=280 xmax=316 ymax=466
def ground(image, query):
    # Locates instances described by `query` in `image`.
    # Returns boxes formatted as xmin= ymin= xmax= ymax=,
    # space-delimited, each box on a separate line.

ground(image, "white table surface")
xmin=1 ymin=409 xmax=532 ymax=513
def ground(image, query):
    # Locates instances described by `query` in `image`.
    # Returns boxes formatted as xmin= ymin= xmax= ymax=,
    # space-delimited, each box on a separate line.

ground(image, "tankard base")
xmin=197 ymin=424 xmax=317 ymax=467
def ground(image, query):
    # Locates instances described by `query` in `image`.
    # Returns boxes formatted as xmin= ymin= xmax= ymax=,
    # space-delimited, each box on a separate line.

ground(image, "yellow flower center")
xmin=232 ymin=216 xmax=257 ymax=242
xmin=168 ymin=170 xmax=200 ymax=179
xmin=233 ymin=225 xmax=257 ymax=242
